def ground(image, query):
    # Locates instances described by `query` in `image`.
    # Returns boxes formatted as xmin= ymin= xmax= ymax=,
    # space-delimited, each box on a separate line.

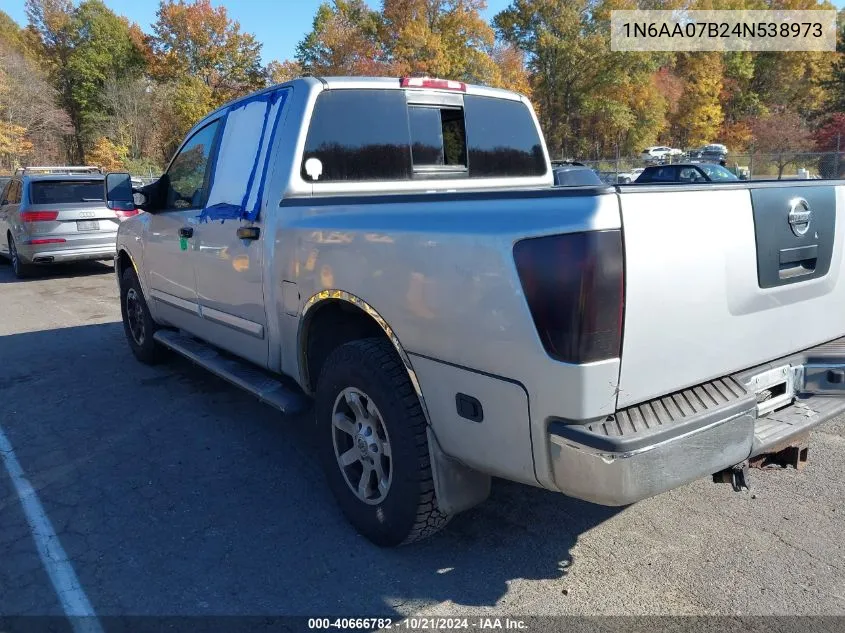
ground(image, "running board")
xmin=153 ymin=330 xmax=308 ymax=415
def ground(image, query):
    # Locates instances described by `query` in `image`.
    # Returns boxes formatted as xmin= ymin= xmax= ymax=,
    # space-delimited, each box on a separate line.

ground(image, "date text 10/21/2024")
xmin=308 ymin=618 xmax=529 ymax=630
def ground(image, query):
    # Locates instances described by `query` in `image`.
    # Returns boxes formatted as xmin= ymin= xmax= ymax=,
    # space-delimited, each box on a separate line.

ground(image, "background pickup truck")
xmin=106 ymin=76 xmax=845 ymax=547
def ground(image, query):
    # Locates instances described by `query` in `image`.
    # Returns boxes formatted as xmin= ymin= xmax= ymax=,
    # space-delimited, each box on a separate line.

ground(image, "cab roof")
xmin=201 ymin=75 xmax=527 ymax=126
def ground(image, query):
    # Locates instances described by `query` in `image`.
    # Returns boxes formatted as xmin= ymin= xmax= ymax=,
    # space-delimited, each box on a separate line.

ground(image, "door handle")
xmin=179 ymin=227 xmax=193 ymax=239
xmin=779 ymin=244 xmax=817 ymax=280
xmin=237 ymin=226 xmax=260 ymax=240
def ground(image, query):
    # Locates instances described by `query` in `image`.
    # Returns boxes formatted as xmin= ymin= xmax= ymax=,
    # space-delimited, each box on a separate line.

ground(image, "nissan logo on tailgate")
xmin=788 ymin=198 xmax=811 ymax=237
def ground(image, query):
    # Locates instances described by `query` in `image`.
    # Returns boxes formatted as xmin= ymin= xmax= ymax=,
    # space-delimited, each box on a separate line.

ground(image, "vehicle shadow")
xmin=0 ymin=322 xmax=622 ymax=617
xmin=0 ymin=260 xmax=114 ymax=283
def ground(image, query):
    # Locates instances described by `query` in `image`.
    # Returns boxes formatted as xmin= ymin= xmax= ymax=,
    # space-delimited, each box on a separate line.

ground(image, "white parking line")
xmin=0 ymin=424 xmax=104 ymax=633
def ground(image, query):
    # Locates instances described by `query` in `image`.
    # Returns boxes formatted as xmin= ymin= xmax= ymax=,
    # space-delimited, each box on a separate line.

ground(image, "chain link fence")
xmin=574 ymin=151 xmax=844 ymax=184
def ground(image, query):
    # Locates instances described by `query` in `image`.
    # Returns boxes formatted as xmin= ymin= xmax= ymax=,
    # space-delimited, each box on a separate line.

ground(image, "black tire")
xmin=8 ymin=233 xmax=32 ymax=279
xmin=316 ymin=337 xmax=450 ymax=546
xmin=120 ymin=267 xmax=166 ymax=364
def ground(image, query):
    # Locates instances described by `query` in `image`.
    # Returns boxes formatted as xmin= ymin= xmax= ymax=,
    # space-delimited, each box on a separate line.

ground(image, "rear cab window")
xmin=301 ymin=87 xmax=547 ymax=184
xmin=30 ymin=180 xmax=104 ymax=204
xmin=300 ymin=90 xmax=411 ymax=182
xmin=408 ymin=105 xmax=467 ymax=174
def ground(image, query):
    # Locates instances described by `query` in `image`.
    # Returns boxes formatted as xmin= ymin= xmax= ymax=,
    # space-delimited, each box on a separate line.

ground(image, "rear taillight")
xmin=115 ymin=209 xmax=140 ymax=218
xmin=514 ymin=230 xmax=624 ymax=364
xmin=20 ymin=211 xmax=59 ymax=222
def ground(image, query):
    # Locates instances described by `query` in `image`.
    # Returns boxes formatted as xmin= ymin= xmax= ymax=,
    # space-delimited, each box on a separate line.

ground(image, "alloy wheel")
xmin=331 ymin=387 xmax=393 ymax=505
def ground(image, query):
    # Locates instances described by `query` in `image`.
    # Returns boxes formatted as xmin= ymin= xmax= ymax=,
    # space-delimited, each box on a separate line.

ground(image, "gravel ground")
xmin=0 ymin=259 xmax=844 ymax=622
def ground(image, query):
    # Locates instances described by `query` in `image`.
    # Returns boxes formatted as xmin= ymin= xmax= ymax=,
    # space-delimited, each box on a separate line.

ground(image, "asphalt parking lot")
xmin=1 ymin=260 xmax=845 ymax=622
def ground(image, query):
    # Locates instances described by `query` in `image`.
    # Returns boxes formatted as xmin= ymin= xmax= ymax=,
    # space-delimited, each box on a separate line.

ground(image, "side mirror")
xmin=105 ymin=172 xmax=137 ymax=217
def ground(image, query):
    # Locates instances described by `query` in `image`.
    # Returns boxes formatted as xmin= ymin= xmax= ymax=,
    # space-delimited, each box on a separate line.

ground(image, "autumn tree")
xmin=813 ymin=113 xmax=845 ymax=151
xmin=25 ymin=0 xmax=77 ymax=158
xmin=0 ymin=31 xmax=71 ymax=169
xmin=266 ymin=59 xmax=303 ymax=85
xmin=495 ymin=0 xmax=667 ymax=158
xmin=68 ymin=1 xmax=146 ymax=135
xmin=381 ymin=0 xmax=499 ymax=83
xmin=149 ymin=0 xmax=264 ymax=104
xmin=671 ymin=52 xmax=724 ymax=148
xmin=87 ymin=135 xmax=128 ymax=171
xmin=102 ymin=76 xmax=160 ymax=168
xmin=490 ymin=44 xmax=530 ymax=96
xmin=25 ymin=0 xmax=146 ymax=162
xmin=0 ymin=10 xmax=36 ymax=59
xmin=496 ymin=0 xmax=602 ymax=157
xmin=814 ymin=113 xmax=845 ymax=178
xmin=751 ymin=109 xmax=813 ymax=178
xmin=296 ymin=0 xmax=390 ymax=76
xmin=820 ymin=9 xmax=845 ymax=116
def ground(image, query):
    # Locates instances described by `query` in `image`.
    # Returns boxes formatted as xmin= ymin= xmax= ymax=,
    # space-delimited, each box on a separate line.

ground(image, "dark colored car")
xmin=689 ymin=144 xmax=728 ymax=163
xmin=634 ymin=162 xmax=739 ymax=184
xmin=552 ymin=163 xmax=604 ymax=186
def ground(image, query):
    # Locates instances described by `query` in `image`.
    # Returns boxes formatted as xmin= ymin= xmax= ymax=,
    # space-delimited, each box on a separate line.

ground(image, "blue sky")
xmin=0 ymin=0 xmax=514 ymax=64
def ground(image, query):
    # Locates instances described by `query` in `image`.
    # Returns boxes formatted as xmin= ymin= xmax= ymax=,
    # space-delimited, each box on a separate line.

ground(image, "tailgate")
xmin=26 ymin=202 xmax=119 ymax=238
xmin=617 ymin=181 xmax=845 ymax=408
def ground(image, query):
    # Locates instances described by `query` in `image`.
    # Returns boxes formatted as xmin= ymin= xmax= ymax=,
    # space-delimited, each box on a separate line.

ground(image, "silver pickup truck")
xmin=106 ymin=76 xmax=845 ymax=547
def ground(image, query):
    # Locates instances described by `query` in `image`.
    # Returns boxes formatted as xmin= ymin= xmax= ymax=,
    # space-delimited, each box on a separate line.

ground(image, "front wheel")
xmin=316 ymin=338 xmax=450 ymax=546
xmin=120 ymin=267 xmax=167 ymax=364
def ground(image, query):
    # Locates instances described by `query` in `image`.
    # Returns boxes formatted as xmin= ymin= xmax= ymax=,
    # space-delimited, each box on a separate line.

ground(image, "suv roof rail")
xmin=14 ymin=166 xmax=102 ymax=175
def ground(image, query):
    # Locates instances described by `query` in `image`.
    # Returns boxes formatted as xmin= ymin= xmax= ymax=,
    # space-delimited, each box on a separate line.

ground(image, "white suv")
xmin=641 ymin=146 xmax=683 ymax=163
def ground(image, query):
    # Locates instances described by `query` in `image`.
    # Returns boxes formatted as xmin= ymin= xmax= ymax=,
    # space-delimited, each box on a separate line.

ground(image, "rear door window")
xmin=463 ymin=95 xmax=547 ymax=178
xmin=30 ymin=180 xmax=104 ymax=204
xmin=302 ymin=90 xmax=412 ymax=182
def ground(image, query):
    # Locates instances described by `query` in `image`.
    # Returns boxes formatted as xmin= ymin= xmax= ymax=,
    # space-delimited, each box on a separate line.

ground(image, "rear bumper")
xmin=549 ymin=337 xmax=845 ymax=506
xmin=18 ymin=240 xmax=117 ymax=264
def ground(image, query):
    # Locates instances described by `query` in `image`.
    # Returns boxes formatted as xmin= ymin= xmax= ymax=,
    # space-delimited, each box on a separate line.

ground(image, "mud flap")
xmin=427 ymin=428 xmax=491 ymax=515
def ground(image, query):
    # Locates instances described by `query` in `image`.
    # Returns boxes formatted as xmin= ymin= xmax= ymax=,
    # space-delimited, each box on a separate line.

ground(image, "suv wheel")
xmin=316 ymin=337 xmax=451 ymax=546
xmin=120 ymin=267 xmax=166 ymax=364
xmin=8 ymin=234 xmax=31 ymax=279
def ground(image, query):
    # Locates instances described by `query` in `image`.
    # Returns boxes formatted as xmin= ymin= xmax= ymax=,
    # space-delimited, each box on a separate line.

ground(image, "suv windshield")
xmin=30 ymin=180 xmax=104 ymax=204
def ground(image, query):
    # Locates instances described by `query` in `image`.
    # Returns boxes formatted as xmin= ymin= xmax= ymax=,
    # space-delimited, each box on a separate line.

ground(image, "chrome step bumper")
xmin=548 ymin=336 xmax=845 ymax=506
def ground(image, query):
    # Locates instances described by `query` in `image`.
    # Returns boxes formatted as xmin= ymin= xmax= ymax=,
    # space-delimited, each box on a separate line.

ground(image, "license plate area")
xmin=77 ymin=220 xmax=99 ymax=231
xmin=747 ymin=364 xmax=799 ymax=416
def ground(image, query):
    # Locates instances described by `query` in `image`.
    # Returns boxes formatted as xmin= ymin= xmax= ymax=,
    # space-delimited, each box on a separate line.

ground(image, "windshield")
xmin=698 ymin=163 xmax=738 ymax=181
xmin=30 ymin=180 xmax=104 ymax=204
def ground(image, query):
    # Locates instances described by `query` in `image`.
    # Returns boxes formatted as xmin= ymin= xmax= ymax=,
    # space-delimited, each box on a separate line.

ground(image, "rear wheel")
xmin=8 ymin=233 xmax=31 ymax=279
xmin=316 ymin=338 xmax=450 ymax=546
xmin=120 ymin=267 xmax=166 ymax=364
